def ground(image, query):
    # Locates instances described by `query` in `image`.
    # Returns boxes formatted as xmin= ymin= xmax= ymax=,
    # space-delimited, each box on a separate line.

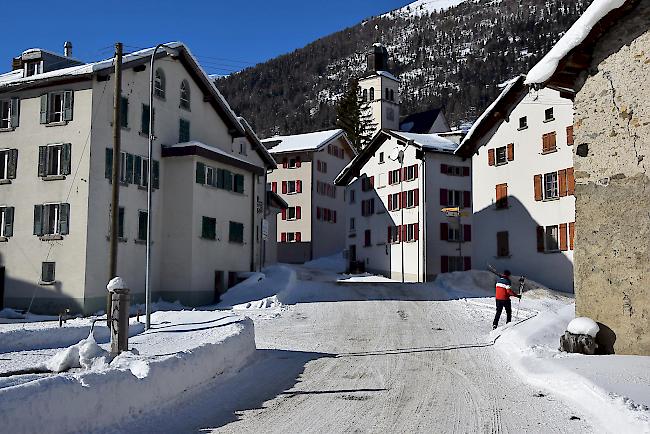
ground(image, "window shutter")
xmin=296 ymin=157 xmax=301 ymax=168
xmin=387 ymin=196 xmax=393 ymax=211
xmin=105 ymin=148 xmax=113 ymax=179
xmin=40 ymin=94 xmax=48 ymax=124
xmin=370 ymin=176 xmax=375 ymax=187
xmin=120 ymin=97 xmax=129 ymax=127
xmin=463 ymin=191 xmax=471 ymax=208
xmin=282 ymin=181 xmax=287 ymax=194
xmin=488 ymin=149 xmax=495 ymax=166
xmin=62 ymin=143 xmax=72 ymax=175
xmin=414 ymin=188 xmax=420 ymax=206
xmin=282 ymin=158 xmax=288 ymax=169
xmin=7 ymin=149 xmax=18 ymax=179
xmin=59 ymin=203 xmax=70 ymax=235
xmin=507 ymin=143 xmax=514 ymax=161
xmin=38 ymin=146 xmax=47 ymax=177
xmin=550 ymin=132 xmax=557 ymax=150
xmin=281 ymin=232 xmax=286 ymax=242
xmin=4 ymin=207 xmax=14 ymax=237
xmin=134 ymin=156 xmax=142 ymax=185
xmin=441 ymin=164 xmax=448 ymax=174
xmin=464 ymin=225 xmax=472 ymax=242
xmin=462 ymin=167 xmax=470 ymax=177
xmin=33 ymin=205 xmax=44 ymax=235
xmin=414 ymin=223 xmax=419 ymax=240
xmin=402 ymin=167 xmax=407 ymax=181
xmin=141 ymin=104 xmax=149 ymax=135
xmin=402 ymin=225 xmax=407 ymax=242
xmin=567 ymin=168 xmax=575 ymax=195
xmin=566 ymin=126 xmax=574 ymax=146
xmin=401 ymin=191 xmax=407 ymax=208
xmin=296 ymin=206 xmax=301 ymax=220
xmin=441 ymin=256 xmax=448 ymax=273
xmin=536 ymin=226 xmax=545 ymax=252
xmin=569 ymin=222 xmax=575 ymax=250
xmin=271 ymin=182 xmax=277 ymax=193
xmin=296 ymin=232 xmax=301 ymax=242
xmin=281 ymin=209 xmax=286 ymax=220
xmin=534 ymin=174 xmax=542 ymax=201
xmin=63 ymin=91 xmax=74 ymax=121
xmin=542 ymin=134 xmax=548 ymax=153
xmin=414 ymin=165 xmax=419 ymax=179
xmin=297 ymin=180 xmax=302 ymax=193
xmin=559 ymin=223 xmax=568 ymax=251
xmin=10 ymin=97 xmax=19 ymax=128
xmin=124 ymin=154 xmax=133 ymax=184
xmin=152 ymin=160 xmax=160 ymax=189
xmin=196 ymin=162 xmax=205 ymax=184
xmin=464 ymin=257 xmax=472 ymax=271
xmin=559 ymin=169 xmax=567 ymax=197
xmin=440 ymin=188 xmax=448 ymax=206
xmin=440 ymin=222 xmax=448 ymax=241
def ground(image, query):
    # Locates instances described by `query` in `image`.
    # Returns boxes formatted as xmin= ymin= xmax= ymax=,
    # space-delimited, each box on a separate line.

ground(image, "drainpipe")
xmin=250 ymin=172 xmax=256 ymax=272
xmin=420 ymin=152 xmax=426 ymax=282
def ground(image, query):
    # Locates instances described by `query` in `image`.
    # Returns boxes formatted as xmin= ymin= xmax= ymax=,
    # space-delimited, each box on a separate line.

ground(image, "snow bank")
xmin=45 ymin=331 xmax=110 ymax=373
xmin=0 ymin=308 xmax=26 ymax=319
xmin=304 ymin=253 xmax=347 ymax=273
xmin=219 ymin=265 xmax=297 ymax=310
xmin=525 ymin=0 xmax=627 ymax=84
xmin=567 ymin=317 xmax=600 ymax=338
xmin=0 ymin=313 xmax=256 ymax=434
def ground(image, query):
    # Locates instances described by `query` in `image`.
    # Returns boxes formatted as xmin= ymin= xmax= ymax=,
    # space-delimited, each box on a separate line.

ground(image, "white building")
xmin=263 ymin=129 xmax=355 ymax=263
xmin=335 ymin=130 xmax=472 ymax=281
xmin=0 ymin=42 xmax=276 ymax=314
xmin=455 ymin=75 xmax=575 ymax=292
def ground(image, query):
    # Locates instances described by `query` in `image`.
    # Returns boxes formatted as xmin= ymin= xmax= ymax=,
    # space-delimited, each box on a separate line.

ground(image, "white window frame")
xmin=405 ymin=190 xmax=416 ymax=208
xmin=543 ymin=172 xmax=559 ymax=200
xmin=206 ymin=166 xmax=215 ymax=186
xmin=288 ymin=158 xmax=298 ymax=169
xmin=405 ymin=165 xmax=416 ymax=181
xmin=495 ymin=146 xmax=507 ymax=165
xmin=389 ymin=226 xmax=400 ymax=244
xmin=139 ymin=157 xmax=149 ymax=188
xmin=447 ymin=190 xmax=463 ymax=207
xmin=0 ymin=207 xmax=7 ymax=237
xmin=137 ymin=210 xmax=148 ymax=241
xmin=379 ymin=152 xmax=385 ymax=164
xmin=287 ymin=180 xmax=297 ymax=194
xmin=154 ymin=69 xmax=166 ymax=99
xmin=544 ymin=107 xmax=554 ymax=122
xmin=405 ymin=224 xmax=417 ymax=242
xmin=46 ymin=144 xmax=64 ymax=176
xmin=448 ymin=224 xmax=461 ymax=242
xmin=519 ymin=116 xmax=528 ymax=129
xmin=389 ymin=169 xmax=400 ymax=185
xmin=389 ymin=193 xmax=401 ymax=211
xmin=286 ymin=232 xmax=296 ymax=243
xmin=180 ymin=80 xmax=190 ymax=110
xmin=0 ymin=149 xmax=9 ymax=179
xmin=119 ymin=151 xmax=128 ymax=183
xmin=25 ymin=61 xmax=42 ymax=77
xmin=43 ymin=202 xmax=61 ymax=236
xmin=0 ymin=100 xmax=10 ymax=129
xmin=49 ymin=92 xmax=64 ymax=123
xmin=448 ymin=256 xmax=464 ymax=272
xmin=287 ymin=207 xmax=297 ymax=220
xmin=377 ymin=173 xmax=386 ymax=188
xmin=545 ymin=225 xmax=559 ymax=252
xmin=240 ymin=142 xmax=247 ymax=155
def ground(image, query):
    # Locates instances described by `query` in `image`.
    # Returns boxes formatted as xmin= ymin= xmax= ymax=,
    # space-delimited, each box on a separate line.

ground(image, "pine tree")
xmin=336 ymin=78 xmax=376 ymax=153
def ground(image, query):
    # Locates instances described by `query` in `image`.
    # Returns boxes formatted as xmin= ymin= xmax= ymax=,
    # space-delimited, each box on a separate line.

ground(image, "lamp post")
xmin=145 ymin=44 xmax=177 ymax=330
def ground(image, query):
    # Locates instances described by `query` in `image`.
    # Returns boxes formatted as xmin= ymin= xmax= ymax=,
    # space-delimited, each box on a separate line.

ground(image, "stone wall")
xmin=573 ymin=5 xmax=650 ymax=355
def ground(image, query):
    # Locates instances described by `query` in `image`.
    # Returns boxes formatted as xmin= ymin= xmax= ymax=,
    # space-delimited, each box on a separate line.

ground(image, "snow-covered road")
xmin=126 ymin=266 xmax=594 ymax=433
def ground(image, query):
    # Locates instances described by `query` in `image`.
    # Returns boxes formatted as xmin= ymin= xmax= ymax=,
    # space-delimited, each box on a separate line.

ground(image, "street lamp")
xmin=145 ymin=44 xmax=178 ymax=330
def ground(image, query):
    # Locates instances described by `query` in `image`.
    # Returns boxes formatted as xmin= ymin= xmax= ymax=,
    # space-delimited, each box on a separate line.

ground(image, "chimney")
xmin=64 ymin=41 xmax=73 ymax=58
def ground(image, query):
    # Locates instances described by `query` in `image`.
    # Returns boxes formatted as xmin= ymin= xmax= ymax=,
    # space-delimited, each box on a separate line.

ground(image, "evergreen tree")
xmin=336 ymin=78 xmax=376 ymax=153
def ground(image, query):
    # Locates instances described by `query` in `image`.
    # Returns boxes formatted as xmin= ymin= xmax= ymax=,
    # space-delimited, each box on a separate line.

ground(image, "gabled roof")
xmin=334 ymin=130 xmax=456 ymax=186
xmin=525 ymin=0 xmax=641 ymax=91
xmin=262 ymin=129 xmax=350 ymax=155
xmin=161 ymin=141 xmax=266 ymax=176
xmin=455 ymin=76 xmax=528 ymax=159
xmin=399 ymin=107 xmax=444 ymax=133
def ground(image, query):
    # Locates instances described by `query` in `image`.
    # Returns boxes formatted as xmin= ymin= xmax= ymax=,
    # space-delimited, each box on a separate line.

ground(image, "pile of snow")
xmin=107 ymin=276 xmax=128 ymax=291
xmin=0 ymin=308 xmax=25 ymax=320
xmin=45 ymin=331 xmax=110 ymax=373
xmin=218 ymin=265 xmax=297 ymax=310
xmin=567 ymin=317 xmax=600 ymax=337
xmin=525 ymin=0 xmax=627 ymax=84
xmin=303 ymin=253 xmax=347 ymax=273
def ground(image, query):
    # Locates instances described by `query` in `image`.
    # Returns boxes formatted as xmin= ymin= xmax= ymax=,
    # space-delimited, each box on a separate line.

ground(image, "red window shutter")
xmin=569 ymin=222 xmax=575 ymax=250
xmin=507 ymin=143 xmax=514 ymax=161
xmin=567 ymin=168 xmax=575 ymax=195
xmin=464 ymin=257 xmax=472 ymax=271
xmin=440 ymin=189 xmax=448 ymax=206
xmin=402 ymin=225 xmax=407 ymax=241
xmin=462 ymin=167 xmax=470 ymax=177
xmin=402 ymin=167 xmax=407 ymax=180
xmin=272 ymin=182 xmax=277 ymax=193
xmin=296 ymin=156 xmax=301 ymax=168
xmin=282 ymin=181 xmax=287 ymax=194
xmin=282 ymin=158 xmax=288 ymax=169
xmin=441 ymin=256 xmax=448 ymax=273
xmin=441 ymin=164 xmax=448 ymax=174
xmin=296 ymin=206 xmax=301 ymax=220
xmin=401 ymin=191 xmax=407 ymax=208
xmin=440 ymin=223 xmax=448 ymax=241
xmin=536 ymin=226 xmax=545 ymax=252
xmin=533 ymin=175 xmax=542 ymax=201
xmin=414 ymin=188 xmax=419 ymax=206
xmin=464 ymin=225 xmax=472 ymax=242
xmin=414 ymin=165 xmax=419 ymax=179
xmin=297 ymin=180 xmax=302 ymax=193
xmin=388 ymin=196 xmax=393 ymax=211
xmin=370 ymin=176 xmax=375 ymax=187
xmin=488 ymin=149 xmax=495 ymax=166
xmin=559 ymin=169 xmax=568 ymax=197
xmin=415 ymin=223 xmax=419 ymax=240
xmin=559 ymin=223 xmax=568 ymax=251
xmin=463 ymin=191 xmax=471 ymax=208
xmin=566 ymin=125 xmax=574 ymax=146
xmin=296 ymin=232 xmax=301 ymax=242
xmin=281 ymin=232 xmax=286 ymax=242
xmin=281 ymin=209 xmax=287 ymax=220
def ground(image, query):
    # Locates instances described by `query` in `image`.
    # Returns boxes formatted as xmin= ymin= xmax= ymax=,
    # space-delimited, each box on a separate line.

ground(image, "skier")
xmin=493 ymin=269 xmax=521 ymax=329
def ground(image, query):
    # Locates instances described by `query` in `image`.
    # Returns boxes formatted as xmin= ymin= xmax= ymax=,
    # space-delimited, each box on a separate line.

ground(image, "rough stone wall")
xmin=573 ymin=6 xmax=650 ymax=355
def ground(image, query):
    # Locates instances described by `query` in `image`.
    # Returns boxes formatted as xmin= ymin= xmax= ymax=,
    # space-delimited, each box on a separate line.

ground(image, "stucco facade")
xmin=359 ymin=73 xmax=400 ymax=134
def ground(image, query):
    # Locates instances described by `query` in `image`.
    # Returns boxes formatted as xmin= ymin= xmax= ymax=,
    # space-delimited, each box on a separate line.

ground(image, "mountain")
xmin=215 ymin=0 xmax=589 ymax=138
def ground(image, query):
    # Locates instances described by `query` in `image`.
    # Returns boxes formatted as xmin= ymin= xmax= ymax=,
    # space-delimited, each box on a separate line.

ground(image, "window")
xmin=287 ymin=180 xmax=297 ymax=194
xmin=201 ymin=216 xmax=217 ymax=240
xmin=543 ymin=172 xmax=559 ymax=200
xmin=544 ymin=107 xmax=554 ymax=122
xmin=495 ymin=146 xmax=507 ymax=165
xmin=390 ymin=89 xmax=395 ymax=101
xmin=495 ymin=184 xmax=508 ymax=209
xmin=404 ymin=223 xmax=418 ymax=242
xmin=25 ymin=61 xmax=42 ymax=77
xmin=405 ymin=189 xmax=418 ymax=208
xmin=33 ymin=203 xmax=70 ymax=236
xmin=362 ymin=176 xmax=374 ymax=191
xmin=545 ymin=225 xmax=559 ymax=251
xmin=229 ymin=221 xmax=244 ymax=243
xmin=179 ymin=119 xmax=190 ymax=142
xmin=376 ymin=173 xmax=386 ymax=188
xmin=316 ymin=160 xmax=327 ymax=173
xmin=361 ymin=198 xmax=375 ymax=216
xmin=349 ymin=218 xmax=355 ymax=231
xmin=105 ymin=149 xmax=158 ymax=188
xmin=389 ymin=169 xmax=401 ymax=185
xmin=369 ymin=87 xmax=375 ymax=101
xmin=154 ymin=69 xmax=166 ymax=99
xmin=0 ymin=149 xmax=18 ymax=180
xmin=41 ymin=262 xmax=55 ymax=284
xmin=447 ymin=190 xmax=463 ymax=207
xmin=542 ymin=132 xmax=557 ymax=153
xmin=379 ymin=152 xmax=384 ymax=164
xmin=282 ymin=231 xmax=301 ymax=243
xmin=388 ymin=226 xmax=400 ymax=244
xmin=442 ymin=164 xmax=468 ymax=177
xmin=0 ymin=98 xmax=19 ymax=129
xmin=38 ymin=144 xmax=71 ymax=177
xmin=288 ymin=157 xmax=301 ymax=169
xmin=287 ymin=206 xmax=300 ymax=220
xmin=388 ymin=192 xmax=401 ymax=211
xmin=362 ymin=89 xmax=368 ymax=102
xmin=364 ymin=230 xmax=371 ymax=247
xmin=141 ymin=104 xmax=155 ymax=135
xmin=239 ymin=142 xmax=247 ymax=155
xmin=404 ymin=164 xmax=418 ymax=181
xmin=40 ymin=91 xmax=73 ymax=124
xmin=138 ymin=210 xmax=148 ymax=241
xmin=180 ymin=79 xmax=190 ymax=110
xmin=117 ymin=207 xmax=125 ymax=238
xmin=0 ymin=206 xmax=14 ymax=237
xmin=519 ymin=116 xmax=528 ymax=129
xmin=448 ymin=224 xmax=461 ymax=242
xmin=234 ymin=174 xmax=245 ymax=194
xmin=349 ymin=189 xmax=356 ymax=204
xmin=447 ymin=256 xmax=465 ymax=272
xmin=120 ymin=96 xmax=129 ymax=128
xmin=497 ymin=231 xmax=509 ymax=257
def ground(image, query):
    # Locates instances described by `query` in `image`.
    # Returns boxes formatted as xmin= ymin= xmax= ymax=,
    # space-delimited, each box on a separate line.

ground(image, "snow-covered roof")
xmin=167 ymin=141 xmax=261 ymax=167
xmin=163 ymin=141 xmax=266 ymax=175
xmin=387 ymin=131 xmax=456 ymax=153
xmin=262 ymin=129 xmax=346 ymax=154
xmin=525 ymin=0 xmax=628 ymax=85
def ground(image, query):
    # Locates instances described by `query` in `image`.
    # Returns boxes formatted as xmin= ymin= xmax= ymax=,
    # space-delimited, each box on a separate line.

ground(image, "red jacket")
xmin=495 ymin=276 xmax=517 ymax=300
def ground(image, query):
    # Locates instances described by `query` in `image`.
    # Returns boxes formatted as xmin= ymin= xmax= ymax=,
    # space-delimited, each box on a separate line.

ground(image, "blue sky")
xmin=2 ymin=0 xmax=410 ymax=75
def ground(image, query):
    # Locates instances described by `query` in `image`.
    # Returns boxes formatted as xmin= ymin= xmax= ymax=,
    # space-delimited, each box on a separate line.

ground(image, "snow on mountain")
xmin=384 ymin=0 xmax=468 ymax=17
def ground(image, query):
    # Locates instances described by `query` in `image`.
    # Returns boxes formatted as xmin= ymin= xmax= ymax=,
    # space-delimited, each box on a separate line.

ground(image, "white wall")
xmin=359 ymin=75 xmax=400 ymax=133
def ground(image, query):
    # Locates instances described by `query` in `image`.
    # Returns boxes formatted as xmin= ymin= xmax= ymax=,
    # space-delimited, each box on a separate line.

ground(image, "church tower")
xmin=358 ymin=43 xmax=400 ymax=133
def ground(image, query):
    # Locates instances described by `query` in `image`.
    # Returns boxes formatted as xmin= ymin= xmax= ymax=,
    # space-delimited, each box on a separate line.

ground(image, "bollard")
xmin=107 ymin=277 xmax=130 ymax=355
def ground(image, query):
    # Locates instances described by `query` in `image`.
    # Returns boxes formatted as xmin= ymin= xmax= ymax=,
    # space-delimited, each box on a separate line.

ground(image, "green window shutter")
xmin=179 ymin=119 xmax=190 ymax=142
xmin=224 ymin=170 xmax=233 ymax=191
xmin=118 ymin=207 xmax=124 ymax=238
xmin=141 ymin=104 xmax=149 ymax=135
xmin=61 ymin=143 xmax=71 ymax=175
xmin=10 ymin=98 xmax=19 ymax=128
xmin=216 ymin=168 xmax=224 ymax=188
xmin=59 ymin=203 xmax=70 ymax=235
xmin=152 ymin=160 xmax=159 ymax=189
xmin=33 ymin=205 xmax=44 ymax=235
xmin=235 ymin=174 xmax=244 ymax=193
xmin=138 ymin=211 xmax=148 ymax=240
xmin=63 ymin=91 xmax=74 ymax=121
xmin=38 ymin=146 xmax=47 ymax=177
xmin=4 ymin=207 xmax=14 ymax=237
xmin=105 ymin=148 xmax=113 ymax=179
xmin=202 ymin=217 xmax=216 ymax=239
xmin=7 ymin=149 xmax=17 ymax=179
xmin=134 ymin=155 xmax=142 ymax=185
xmin=237 ymin=223 xmax=244 ymax=243
xmin=120 ymin=97 xmax=128 ymax=128
xmin=196 ymin=162 xmax=205 ymax=184
xmin=39 ymin=94 xmax=48 ymax=124
xmin=201 ymin=216 xmax=209 ymax=238
xmin=229 ymin=221 xmax=235 ymax=242
xmin=126 ymin=153 xmax=134 ymax=184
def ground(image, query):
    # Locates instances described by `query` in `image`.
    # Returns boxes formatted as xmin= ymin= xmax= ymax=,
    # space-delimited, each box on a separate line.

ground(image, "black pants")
xmin=493 ymin=299 xmax=512 ymax=327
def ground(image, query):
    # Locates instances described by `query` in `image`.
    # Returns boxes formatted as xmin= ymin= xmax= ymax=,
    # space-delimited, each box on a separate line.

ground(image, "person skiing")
xmin=493 ymin=269 xmax=521 ymax=329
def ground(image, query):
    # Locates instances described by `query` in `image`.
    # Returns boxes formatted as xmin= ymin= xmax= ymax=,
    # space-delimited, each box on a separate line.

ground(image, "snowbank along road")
xmin=126 ymin=264 xmax=597 ymax=434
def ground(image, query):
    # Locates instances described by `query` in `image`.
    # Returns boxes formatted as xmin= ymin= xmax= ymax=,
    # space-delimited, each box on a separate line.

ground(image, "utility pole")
xmin=108 ymin=42 xmax=123 ymax=325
